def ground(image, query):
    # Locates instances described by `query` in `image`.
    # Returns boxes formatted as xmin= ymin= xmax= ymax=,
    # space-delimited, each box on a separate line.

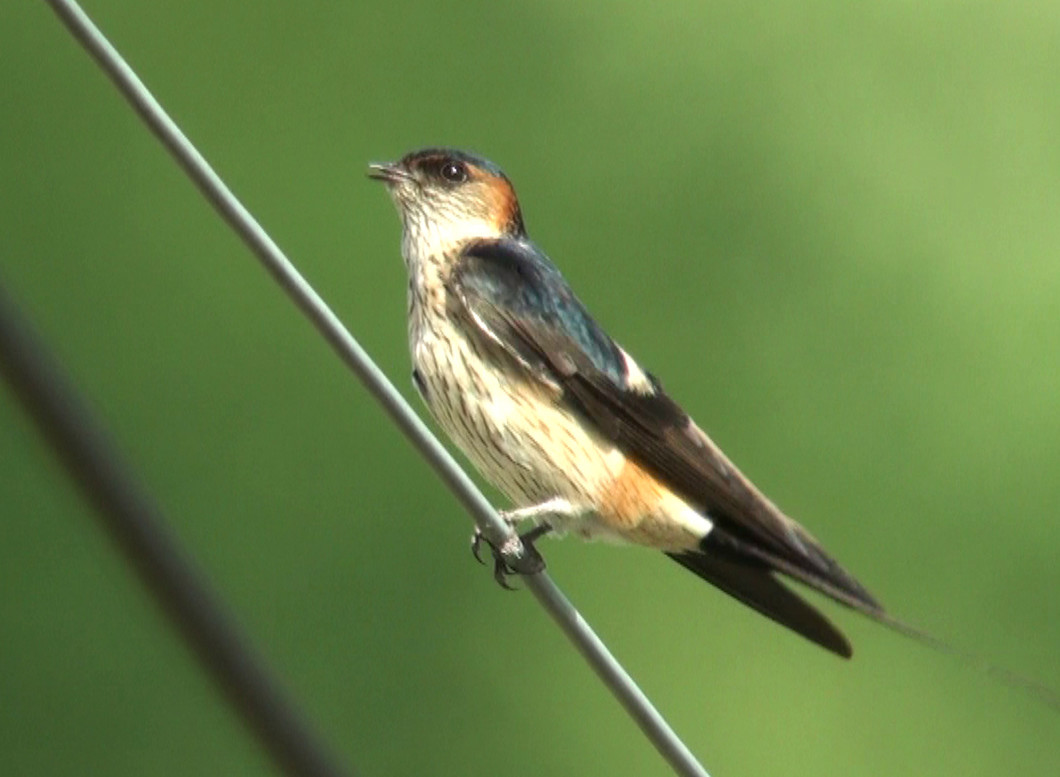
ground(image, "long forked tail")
xmin=667 ymin=549 xmax=854 ymax=657
xmin=666 ymin=522 xmax=887 ymax=659
xmin=668 ymin=531 xmax=1060 ymax=711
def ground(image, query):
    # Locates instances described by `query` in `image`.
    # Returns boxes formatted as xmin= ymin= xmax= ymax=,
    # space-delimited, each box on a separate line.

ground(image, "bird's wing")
xmin=448 ymin=238 xmax=884 ymax=629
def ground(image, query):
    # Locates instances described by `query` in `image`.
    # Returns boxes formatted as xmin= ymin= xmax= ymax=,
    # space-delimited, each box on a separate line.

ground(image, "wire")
xmin=0 ymin=282 xmax=353 ymax=777
xmin=41 ymin=1 xmax=712 ymax=775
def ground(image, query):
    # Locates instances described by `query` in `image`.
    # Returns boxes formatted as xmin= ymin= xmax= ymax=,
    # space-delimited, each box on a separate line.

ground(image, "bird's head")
xmin=368 ymin=149 xmax=525 ymax=253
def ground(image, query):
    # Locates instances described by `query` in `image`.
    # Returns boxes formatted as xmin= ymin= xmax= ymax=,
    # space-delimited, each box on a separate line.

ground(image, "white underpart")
xmin=397 ymin=187 xmax=499 ymax=276
xmin=659 ymin=490 xmax=714 ymax=541
xmin=603 ymin=446 xmax=626 ymax=472
xmin=410 ymin=322 xmax=622 ymax=504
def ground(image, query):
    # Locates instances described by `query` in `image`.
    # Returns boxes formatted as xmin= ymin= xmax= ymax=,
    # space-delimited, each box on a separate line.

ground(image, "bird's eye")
xmin=440 ymin=161 xmax=468 ymax=183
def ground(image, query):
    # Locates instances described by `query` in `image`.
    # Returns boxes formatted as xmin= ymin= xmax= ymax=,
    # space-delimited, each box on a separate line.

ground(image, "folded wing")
xmin=448 ymin=237 xmax=885 ymax=656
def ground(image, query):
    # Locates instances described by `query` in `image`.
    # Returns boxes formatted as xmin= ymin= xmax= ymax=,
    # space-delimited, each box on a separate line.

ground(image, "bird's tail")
xmin=669 ymin=529 xmax=1060 ymax=711
xmin=667 ymin=548 xmax=854 ymax=657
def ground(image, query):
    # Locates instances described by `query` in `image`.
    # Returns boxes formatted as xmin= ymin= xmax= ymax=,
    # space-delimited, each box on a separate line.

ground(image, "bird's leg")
xmin=470 ymin=497 xmax=583 ymax=588
xmin=498 ymin=496 xmax=578 ymax=526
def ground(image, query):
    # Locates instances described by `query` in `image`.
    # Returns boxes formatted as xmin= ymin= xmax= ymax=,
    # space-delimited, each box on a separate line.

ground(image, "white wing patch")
xmin=619 ymin=347 xmax=656 ymax=394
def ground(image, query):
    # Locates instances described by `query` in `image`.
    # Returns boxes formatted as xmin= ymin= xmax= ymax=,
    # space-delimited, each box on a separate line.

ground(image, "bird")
xmin=368 ymin=147 xmax=888 ymax=659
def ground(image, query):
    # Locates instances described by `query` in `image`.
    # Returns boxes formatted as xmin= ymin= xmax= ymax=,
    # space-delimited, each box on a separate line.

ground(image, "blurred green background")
xmin=2 ymin=2 xmax=1058 ymax=775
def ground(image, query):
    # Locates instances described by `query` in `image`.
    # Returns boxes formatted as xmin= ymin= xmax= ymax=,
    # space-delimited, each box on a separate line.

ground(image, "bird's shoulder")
xmin=446 ymin=236 xmax=630 ymax=390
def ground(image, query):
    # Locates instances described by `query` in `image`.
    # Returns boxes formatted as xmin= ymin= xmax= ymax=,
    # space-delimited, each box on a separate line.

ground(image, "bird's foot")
xmin=469 ymin=497 xmax=583 ymax=588
xmin=471 ymin=523 xmax=552 ymax=589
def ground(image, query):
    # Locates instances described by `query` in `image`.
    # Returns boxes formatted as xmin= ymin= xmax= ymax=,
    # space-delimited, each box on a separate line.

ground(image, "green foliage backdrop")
xmin=2 ymin=2 xmax=1058 ymax=775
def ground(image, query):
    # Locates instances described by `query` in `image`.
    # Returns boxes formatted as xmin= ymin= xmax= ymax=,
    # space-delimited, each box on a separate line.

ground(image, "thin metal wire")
xmin=0 ymin=282 xmax=353 ymax=777
xmin=42 ymin=1 xmax=712 ymax=775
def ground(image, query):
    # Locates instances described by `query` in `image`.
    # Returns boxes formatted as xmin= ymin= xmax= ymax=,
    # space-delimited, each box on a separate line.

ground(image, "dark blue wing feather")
xmin=451 ymin=238 xmax=626 ymax=386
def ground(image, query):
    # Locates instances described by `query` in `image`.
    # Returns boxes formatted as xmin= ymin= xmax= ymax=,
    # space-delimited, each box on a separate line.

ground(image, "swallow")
xmin=368 ymin=147 xmax=887 ymax=658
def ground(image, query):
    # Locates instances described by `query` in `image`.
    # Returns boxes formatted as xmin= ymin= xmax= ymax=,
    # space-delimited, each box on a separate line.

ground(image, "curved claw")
xmin=470 ymin=528 xmax=488 ymax=566
xmin=494 ymin=559 xmax=518 ymax=590
xmin=469 ymin=524 xmax=552 ymax=589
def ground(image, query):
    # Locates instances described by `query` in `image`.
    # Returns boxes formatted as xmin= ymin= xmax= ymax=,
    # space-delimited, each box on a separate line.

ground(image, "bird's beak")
xmin=367 ymin=161 xmax=412 ymax=184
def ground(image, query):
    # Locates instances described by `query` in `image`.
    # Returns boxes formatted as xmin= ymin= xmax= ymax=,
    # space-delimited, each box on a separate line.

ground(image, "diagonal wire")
xmin=0 ymin=281 xmax=353 ymax=777
xmin=41 ymin=1 xmax=712 ymax=775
